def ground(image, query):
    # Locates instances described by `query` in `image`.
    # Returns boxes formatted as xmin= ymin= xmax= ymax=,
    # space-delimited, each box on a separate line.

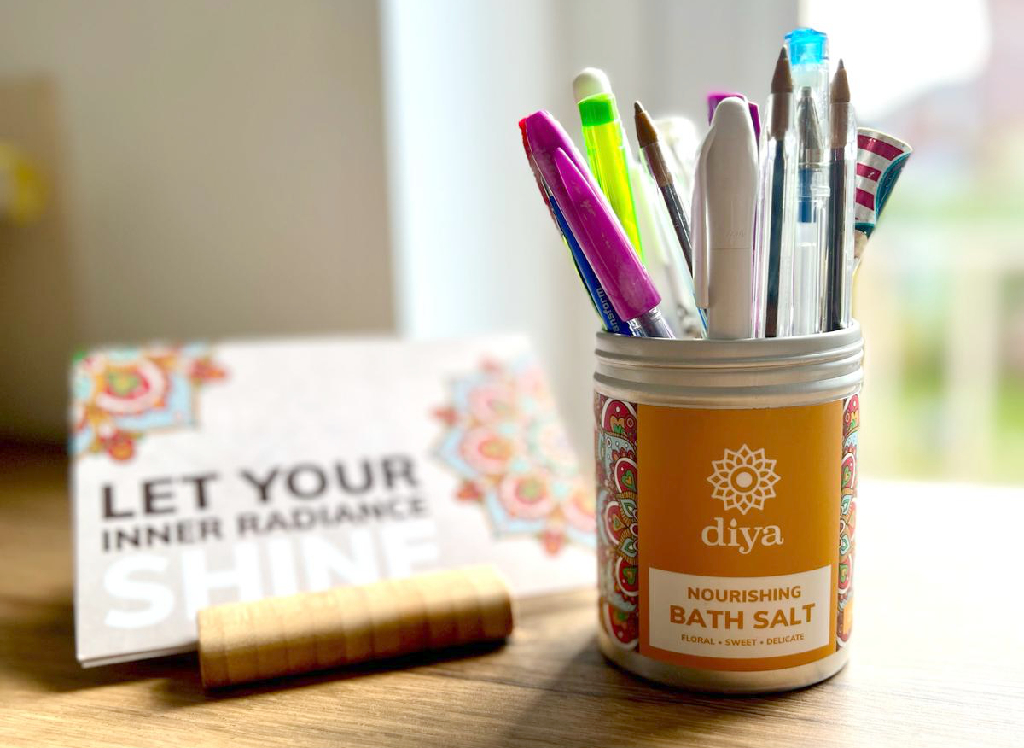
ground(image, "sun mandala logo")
xmin=707 ymin=444 xmax=780 ymax=515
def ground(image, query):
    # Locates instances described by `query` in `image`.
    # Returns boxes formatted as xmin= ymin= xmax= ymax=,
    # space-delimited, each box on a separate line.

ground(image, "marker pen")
xmin=551 ymin=148 xmax=673 ymax=339
xmin=518 ymin=119 xmax=631 ymax=335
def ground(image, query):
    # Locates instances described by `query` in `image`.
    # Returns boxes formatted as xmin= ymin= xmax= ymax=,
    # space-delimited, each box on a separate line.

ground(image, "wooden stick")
xmin=197 ymin=565 xmax=514 ymax=688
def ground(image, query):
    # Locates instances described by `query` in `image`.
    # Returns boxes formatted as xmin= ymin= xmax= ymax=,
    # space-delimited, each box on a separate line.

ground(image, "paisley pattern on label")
xmin=594 ymin=393 xmax=640 ymax=650
xmin=837 ymin=394 xmax=859 ymax=649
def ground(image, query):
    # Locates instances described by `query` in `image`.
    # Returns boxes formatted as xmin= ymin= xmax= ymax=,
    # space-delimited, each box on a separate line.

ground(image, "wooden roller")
xmin=197 ymin=565 xmax=514 ymax=688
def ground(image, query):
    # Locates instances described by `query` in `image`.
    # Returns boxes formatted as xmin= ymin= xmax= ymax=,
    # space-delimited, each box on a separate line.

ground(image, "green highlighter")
xmin=575 ymin=69 xmax=644 ymax=263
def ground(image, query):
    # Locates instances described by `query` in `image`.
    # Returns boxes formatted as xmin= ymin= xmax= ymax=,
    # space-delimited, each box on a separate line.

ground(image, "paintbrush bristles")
xmin=634 ymin=101 xmax=658 ymax=149
xmin=771 ymin=47 xmax=793 ymax=94
xmin=830 ymin=60 xmax=852 ymax=148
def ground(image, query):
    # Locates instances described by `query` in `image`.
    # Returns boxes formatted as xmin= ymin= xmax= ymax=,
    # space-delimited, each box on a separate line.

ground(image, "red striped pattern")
xmin=857 ymin=134 xmax=904 ymax=161
xmin=856 ymin=189 xmax=875 ymax=210
xmin=856 ymin=163 xmax=881 ymax=180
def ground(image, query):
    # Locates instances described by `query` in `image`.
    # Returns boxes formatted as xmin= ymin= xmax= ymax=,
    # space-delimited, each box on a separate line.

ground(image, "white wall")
xmin=0 ymin=0 xmax=801 ymax=449
xmin=0 ymin=0 xmax=393 ymax=439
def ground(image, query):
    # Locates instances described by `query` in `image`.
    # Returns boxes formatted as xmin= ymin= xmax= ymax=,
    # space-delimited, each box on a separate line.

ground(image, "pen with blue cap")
xmin=790 ymin=85 xmax=828 ymax=336
xmin=786 ymin=28 xmax=830 ymax=144
xmin=785 ymin=28 xmax=831 ymax=335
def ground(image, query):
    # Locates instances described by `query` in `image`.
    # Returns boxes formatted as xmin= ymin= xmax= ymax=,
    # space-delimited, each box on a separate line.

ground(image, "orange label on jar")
xmin=636 ymin=402 xmax=841 ymax=671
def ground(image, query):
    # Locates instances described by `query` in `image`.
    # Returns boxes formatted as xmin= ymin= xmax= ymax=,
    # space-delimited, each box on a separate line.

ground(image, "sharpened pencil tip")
xmin=771 ymin=46 xmax=793 ymax=94
xmin=831 ymin=60 xmax=850 ymax=103
xmin=634 ymin=101 xmax=658 ymax=149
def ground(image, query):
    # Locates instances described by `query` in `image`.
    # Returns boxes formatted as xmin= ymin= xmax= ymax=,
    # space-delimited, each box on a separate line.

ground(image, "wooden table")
xmin=2 ymin=443 xmax=1022 ymax=747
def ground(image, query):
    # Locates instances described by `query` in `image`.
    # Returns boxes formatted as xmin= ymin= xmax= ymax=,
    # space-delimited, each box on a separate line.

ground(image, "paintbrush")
xmin=634 ymin=101 xmax=694 ymax=277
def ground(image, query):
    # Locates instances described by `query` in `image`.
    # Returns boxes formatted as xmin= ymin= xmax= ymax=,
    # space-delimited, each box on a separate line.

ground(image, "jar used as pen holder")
xmin=594 ymin=324 xmax=863 ymax=693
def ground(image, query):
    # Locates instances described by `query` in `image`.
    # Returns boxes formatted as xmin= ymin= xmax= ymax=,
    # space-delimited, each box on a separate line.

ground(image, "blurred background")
xmin=0 ymin=0 xmax=1020 ymax=485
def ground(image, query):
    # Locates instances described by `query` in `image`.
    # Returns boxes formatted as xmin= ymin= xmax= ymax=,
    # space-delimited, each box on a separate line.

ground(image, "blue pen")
xmin=546 ymin=193 xmax=631 ymax=335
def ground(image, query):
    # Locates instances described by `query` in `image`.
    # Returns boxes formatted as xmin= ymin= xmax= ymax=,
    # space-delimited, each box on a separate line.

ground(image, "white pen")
xmin=691 ymin=97 xmax=759 ymax=339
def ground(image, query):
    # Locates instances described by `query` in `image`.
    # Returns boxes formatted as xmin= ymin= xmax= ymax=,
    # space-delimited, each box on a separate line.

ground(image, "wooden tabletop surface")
xmin=2 ymin=443 xmax=1023 ymax=747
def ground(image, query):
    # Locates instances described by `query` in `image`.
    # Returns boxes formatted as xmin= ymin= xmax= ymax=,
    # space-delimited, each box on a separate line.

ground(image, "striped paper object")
xmin=854 ymin=128 xmax=912 ymax=238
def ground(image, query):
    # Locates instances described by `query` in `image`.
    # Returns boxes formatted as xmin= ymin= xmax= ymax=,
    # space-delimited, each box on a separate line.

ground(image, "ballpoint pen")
xmin=790 ymin=86 xmax=829 ymax=336
xmin=825 ymin=61 xmax=856 ymax=331
xmin=786 ymin=28 xmax=830 ymax=147
xmin=786 ymin=29 xmax=831 ymax=334
xmin=754 ymin=48 xmax=797 ymax=338
xmin=691 ymin=97 xmax=758 ymax=339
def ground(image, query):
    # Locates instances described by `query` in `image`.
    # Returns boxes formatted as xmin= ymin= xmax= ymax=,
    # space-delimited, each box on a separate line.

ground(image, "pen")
xmin=634 ymin=101 xmax=694 ymax=276
xmin=691 ymin=97 xmax=758 ymax=339
xmin=518 ymin=120 xmax=631 ymax=335
xmin=551 ymin=148 xmax=673 ymax=338
xmin=573 ymin=69 xmax=645 ymax=262
xmin=753 ymin=48 xmax=797 ymax=338
xmin=791 ymin=86 xmax=829 ymax=336
xmin=785 ymin=28 xmax=830 ymax=147
xmin=786 ymin=29 xmax=831 ymax=330
xmin=824 ymin=61 xmax=856 ymax=331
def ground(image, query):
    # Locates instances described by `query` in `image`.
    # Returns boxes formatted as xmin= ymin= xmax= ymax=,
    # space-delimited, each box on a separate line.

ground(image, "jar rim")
xmin=594 ymin=323 xmax=863 ymax=409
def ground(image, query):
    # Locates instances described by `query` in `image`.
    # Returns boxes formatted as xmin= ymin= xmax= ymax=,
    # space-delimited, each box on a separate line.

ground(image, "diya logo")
xmin=702 ymin=445 xmax=783 ymax=554
xmin=706 ymin=444 xmax=780 ymax=515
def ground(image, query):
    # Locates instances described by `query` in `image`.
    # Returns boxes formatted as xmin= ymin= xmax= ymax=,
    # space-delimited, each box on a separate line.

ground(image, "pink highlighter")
xmin=523 ymin=111 xmax=673 ymax=338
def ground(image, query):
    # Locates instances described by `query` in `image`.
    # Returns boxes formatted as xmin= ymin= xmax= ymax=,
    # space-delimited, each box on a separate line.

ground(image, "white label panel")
xmin=648 ymin=565 xmax=830 ymax=658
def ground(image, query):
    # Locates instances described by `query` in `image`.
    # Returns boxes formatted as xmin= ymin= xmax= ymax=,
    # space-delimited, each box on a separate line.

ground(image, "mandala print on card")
xmin=433 ymin=358 xmax=594 ymax=556
xmin=595 ymin=393 xmax=639 ymax=650
xmin=837 ymin=394 xmax=859 ymax=648
xmin=71 ymin=345 xmax=227 ymax=462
